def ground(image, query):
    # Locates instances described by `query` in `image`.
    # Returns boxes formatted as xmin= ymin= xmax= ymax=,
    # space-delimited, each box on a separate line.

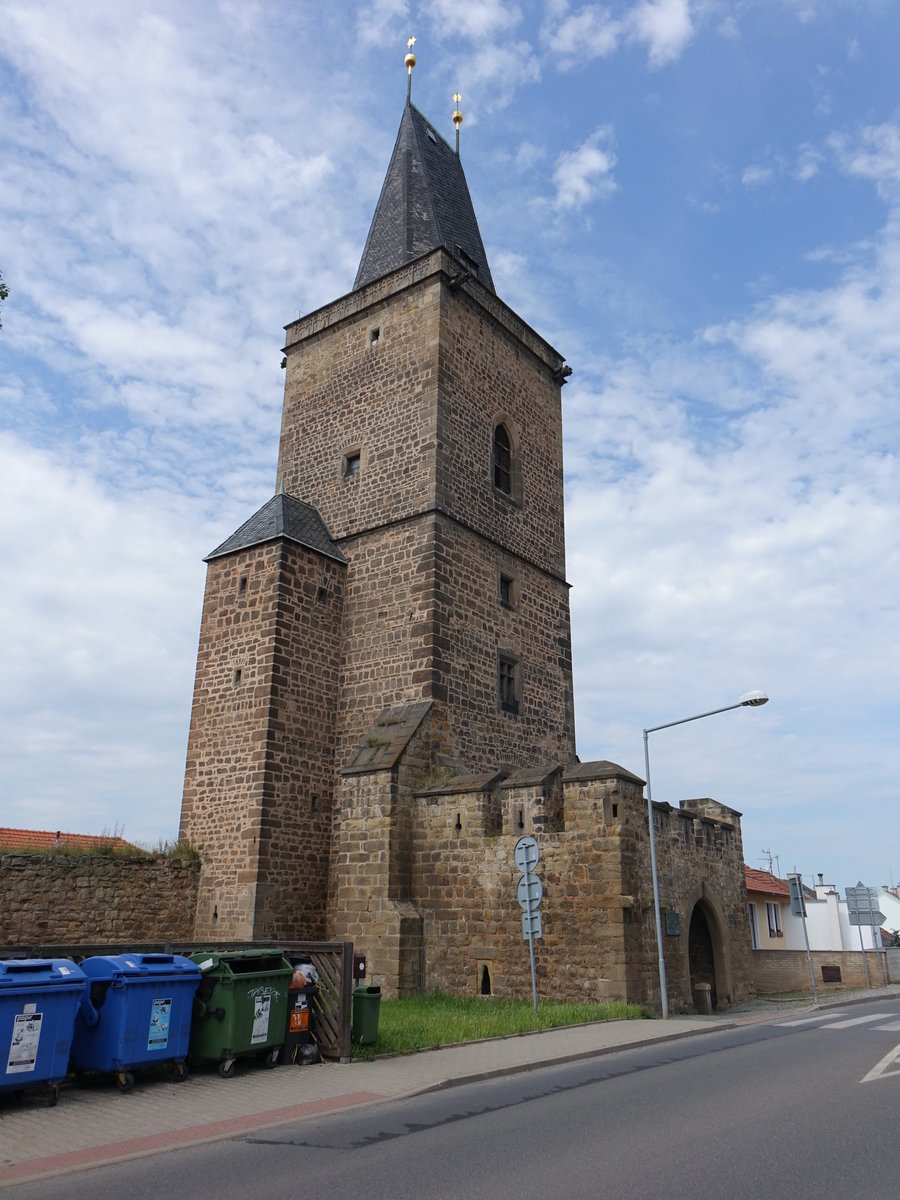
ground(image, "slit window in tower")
xmin=493 ymin=424 xmax=511 ymax=494
xmin=498 ymin=652 xmax=520 ymax=715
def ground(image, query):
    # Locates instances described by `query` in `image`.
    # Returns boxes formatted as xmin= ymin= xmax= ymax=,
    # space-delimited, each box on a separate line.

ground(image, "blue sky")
xmin=1 ymin=0 xmax=898 ymax=893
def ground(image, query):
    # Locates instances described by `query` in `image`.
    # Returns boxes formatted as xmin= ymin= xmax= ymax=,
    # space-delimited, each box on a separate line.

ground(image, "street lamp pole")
xmin=642 ymin=691 xmax=768 ymax=1019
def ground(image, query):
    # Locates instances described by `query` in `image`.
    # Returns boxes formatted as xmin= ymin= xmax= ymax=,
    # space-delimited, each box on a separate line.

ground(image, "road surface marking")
xmin=824 ymin=1013 xmax=897 ymax=1030
xmin=775 ymin=1013 xmax=849 ymax=1027
xmin=874 ymin=1020 xmax=900 ymax=1032
xmin=861 ymin=1043 xmax=900 ymax=1084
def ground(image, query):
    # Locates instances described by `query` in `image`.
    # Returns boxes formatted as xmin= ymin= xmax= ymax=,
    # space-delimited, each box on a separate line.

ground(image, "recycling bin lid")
xmin=190 ymin=949 xmax=292 ymax=975
xmin=78 ymin=953 xmax=201 ymax=981
xmin=0 ymin=958 xmax=85 ymax=987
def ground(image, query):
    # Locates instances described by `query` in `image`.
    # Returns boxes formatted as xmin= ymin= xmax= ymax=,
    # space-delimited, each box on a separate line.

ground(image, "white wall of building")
xmin=782 ymin=882 xmax=880 ymax=952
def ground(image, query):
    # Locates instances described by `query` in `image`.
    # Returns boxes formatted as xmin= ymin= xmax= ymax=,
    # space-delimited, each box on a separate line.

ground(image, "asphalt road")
xmin=16 ymin=999 xmax=900 ymax=1200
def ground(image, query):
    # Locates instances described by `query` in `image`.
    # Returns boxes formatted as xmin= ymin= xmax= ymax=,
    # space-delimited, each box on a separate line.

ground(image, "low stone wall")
xmin=752 ymin=948 xmax=891 ymax=994
xmin=0 ymin=853 xmax=200 ymax=948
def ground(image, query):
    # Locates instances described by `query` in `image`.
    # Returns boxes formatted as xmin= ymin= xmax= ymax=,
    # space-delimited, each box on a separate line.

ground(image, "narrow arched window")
xmin=493 ymin=423 xmax=512 ymax=495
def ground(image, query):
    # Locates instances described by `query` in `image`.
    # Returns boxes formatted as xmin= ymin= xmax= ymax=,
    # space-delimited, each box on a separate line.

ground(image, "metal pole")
xmin=643 ymin=730 xmax=668 ymax=1019
xmin=793 ymin=874 xmax=818 ymax=1004
xmin=857 ymin=920 xmax=871 ymax=988
xmin=641 ymin=693 xmax=768 ymax=1021
xmin=524 ymin=857 xmax=538 ymax=1013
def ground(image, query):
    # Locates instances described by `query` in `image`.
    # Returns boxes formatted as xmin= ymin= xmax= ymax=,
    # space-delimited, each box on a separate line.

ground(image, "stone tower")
xmin=179 ymin=80 xmax=753 ymax=1012
xmin=180 ymin=92 xmax=576 ymax=953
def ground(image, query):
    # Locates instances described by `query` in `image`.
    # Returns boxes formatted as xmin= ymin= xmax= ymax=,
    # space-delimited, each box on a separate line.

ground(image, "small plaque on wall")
xmin=665 ymin=911 xmax=681 ymax=936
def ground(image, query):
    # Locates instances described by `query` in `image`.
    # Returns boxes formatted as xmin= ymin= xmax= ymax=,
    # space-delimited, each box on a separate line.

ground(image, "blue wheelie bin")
xmin=70 ymin=952 xmax=202 ymax=1092
xmin=0 ymin=958 xmax=86 ymax=1106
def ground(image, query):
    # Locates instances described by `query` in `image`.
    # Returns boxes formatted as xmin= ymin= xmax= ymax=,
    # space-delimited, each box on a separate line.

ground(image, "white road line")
xmin=861 ymin=1042 xmax=900 ymax=1084
xmin=775 ymin=1013 xmax=849 ymax=1027
xmin=874 ymin=1020 xmax=900 ymax=1032
xmin=824 ymin=1013 xmax=898 ymax=1030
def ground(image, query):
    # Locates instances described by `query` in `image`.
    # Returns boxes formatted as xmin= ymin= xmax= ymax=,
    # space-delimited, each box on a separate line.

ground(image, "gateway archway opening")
xmin=688 ymin=904 xmax=718 ymax=1010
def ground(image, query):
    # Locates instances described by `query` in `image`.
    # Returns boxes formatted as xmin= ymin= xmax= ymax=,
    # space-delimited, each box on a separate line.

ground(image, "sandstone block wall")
xmin=181 ymin=539 xmax=343 ymax=942
xmin=0 ymin=854 xmax=199 ymax=946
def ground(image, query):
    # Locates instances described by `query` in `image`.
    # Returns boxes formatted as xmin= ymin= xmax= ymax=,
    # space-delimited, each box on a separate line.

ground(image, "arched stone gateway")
xmin=682 ymin=885 xmax=733 ymax=1012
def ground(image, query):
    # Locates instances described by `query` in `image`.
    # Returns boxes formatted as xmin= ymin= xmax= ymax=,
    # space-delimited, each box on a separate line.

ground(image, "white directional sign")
xmin=846 ymin=883 xmax=885 ymax=927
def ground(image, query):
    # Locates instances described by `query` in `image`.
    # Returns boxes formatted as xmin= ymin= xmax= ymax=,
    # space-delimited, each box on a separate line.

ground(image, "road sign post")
xmin=789 ymin=874 xmax=817 ymax=1003
xmin=514 ymin=835 xmax=541 ymax=1013
xmin=846 ymin=883 xmax=886 ymax=988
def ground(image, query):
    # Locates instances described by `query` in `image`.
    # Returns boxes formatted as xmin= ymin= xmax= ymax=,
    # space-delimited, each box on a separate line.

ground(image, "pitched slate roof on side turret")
xmin=204 ymin=493 xmax=347 ymax=565
xmin=354 ymin=101 xmax=495 ymax=293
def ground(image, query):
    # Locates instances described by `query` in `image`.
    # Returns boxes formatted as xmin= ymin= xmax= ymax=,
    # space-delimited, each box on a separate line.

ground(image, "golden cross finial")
xmin=452 ymin=92 xmax=463 ymax=154
xmin=405 ymin=35 xmax=417 ymax=100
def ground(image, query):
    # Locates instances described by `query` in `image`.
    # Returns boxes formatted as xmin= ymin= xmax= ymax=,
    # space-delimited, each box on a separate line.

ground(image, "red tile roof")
xmin=0 ymin=828 xmax=136 ymax=853
xmin=745 ymin=865 xmax=791 ymax=898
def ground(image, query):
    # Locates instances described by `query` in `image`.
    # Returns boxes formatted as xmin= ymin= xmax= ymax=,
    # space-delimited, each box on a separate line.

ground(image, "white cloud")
xmin=552 ymin=125 xmax=617 ymax=209
xmin=357 ymin=0 xmax=410 ymax=47
xmin=742 ymin=163 xmax=775 ymax=187
xmin=629 ymin=0 xmax=694 ymax=67
xmin=548 ymin=0 xmax=693 ymax=68
xmin=425 ymin=0 xmax=522 ymax=41
xmin=547 ymin=5 xmax=623 ymax=65
xmin=794 ymin=143 xmax=823 ymax=182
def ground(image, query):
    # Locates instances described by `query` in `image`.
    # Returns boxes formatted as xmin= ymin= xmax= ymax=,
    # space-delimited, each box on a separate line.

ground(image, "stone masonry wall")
xmin=252 ymin=542 xmax=344 ymax=941
xmin=436 ymin=280 xmax=567 ymax=579
xmin=0 ymin=854 xmax=199 ymax=946
xmin=276 ymin=253 xmax=575 ymax=778
xmin=181 ymin=538 xmax=343 ymax=942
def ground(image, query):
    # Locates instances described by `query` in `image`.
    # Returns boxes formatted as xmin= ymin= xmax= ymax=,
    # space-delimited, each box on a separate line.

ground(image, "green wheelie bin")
xmin=189 ymin=949 xmax=293 ymax=1078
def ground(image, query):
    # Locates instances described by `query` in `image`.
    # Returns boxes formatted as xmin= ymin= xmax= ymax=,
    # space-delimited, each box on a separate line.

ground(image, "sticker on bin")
xmin=147 ymin=997 xmax=172 ymax=1051
xmin=250 ymin=994 xmax=272 ymax=1044
xmin=7 ymin=1012 xmax=42 ymax=1075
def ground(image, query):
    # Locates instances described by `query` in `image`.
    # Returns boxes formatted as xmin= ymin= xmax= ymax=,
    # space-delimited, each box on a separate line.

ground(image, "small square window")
xmin=343 ymin=449 xmax=361 ymax=478
xmin=233 ymin=667 xmax=242 ymax=686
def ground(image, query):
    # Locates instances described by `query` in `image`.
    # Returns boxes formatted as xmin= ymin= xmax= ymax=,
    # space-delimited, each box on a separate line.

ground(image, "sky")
xmin=1 ymin=0 xmax=898 ymax=895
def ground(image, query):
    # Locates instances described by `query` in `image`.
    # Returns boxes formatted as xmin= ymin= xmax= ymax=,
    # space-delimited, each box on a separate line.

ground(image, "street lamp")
xmin=643 ymin=690 xmax=769 ymax=1018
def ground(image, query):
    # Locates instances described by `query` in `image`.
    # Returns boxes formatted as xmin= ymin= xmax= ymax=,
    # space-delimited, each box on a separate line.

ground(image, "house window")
xmin=766 ymin=901 xmax=783 ymax=937
xmin=748 ymin=903 xmax=760 ymax=949
xmin=343 ymin=448 xmax=361 ymax=478
xmin=498 ymin=652 xmax=520 ymax=715
xmin=493 ymin=424 xmax=512 ymax=494
xmin=238 ymin=575 xmax=247 ymax=595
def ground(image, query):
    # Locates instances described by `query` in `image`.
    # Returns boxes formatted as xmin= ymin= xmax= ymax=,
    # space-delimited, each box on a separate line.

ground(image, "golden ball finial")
xmin=452 ymin=92 xmax=463 ymax=129
xmin=405 ymin=35 xmax=417 ymax=73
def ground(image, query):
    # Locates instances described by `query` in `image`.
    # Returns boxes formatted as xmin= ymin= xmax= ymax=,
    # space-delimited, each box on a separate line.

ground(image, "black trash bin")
xmin=283 ymin=959 xmax=319 ymax=1065
xmin=351 ymin=985 xmax=381 ymax=1046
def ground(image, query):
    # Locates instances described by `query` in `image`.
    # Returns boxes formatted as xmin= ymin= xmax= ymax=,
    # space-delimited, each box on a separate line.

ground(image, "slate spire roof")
xmin=205 ymin=493 xmax=347 ymax=564
xmin=354 ymin=101 xmax=495 ymax=293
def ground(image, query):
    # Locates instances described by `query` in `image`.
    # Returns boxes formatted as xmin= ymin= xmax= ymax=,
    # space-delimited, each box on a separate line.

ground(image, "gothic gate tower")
xmin=180 ymin=61 xmax=577 ymax=973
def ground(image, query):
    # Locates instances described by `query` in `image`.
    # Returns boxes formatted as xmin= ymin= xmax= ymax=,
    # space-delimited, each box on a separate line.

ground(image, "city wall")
xmin=0 ymin=853 xmax=200 ymax=948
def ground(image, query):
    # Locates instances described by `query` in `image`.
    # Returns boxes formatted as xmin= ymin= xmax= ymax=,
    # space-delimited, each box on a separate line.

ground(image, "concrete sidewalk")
xmin=3 ymin=988 xmax=898 ymax=1188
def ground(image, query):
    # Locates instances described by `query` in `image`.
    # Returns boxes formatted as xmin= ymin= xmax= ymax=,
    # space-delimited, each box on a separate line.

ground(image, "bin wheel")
xmin=261 ymin=1047 xmax=280 ymax=1069
xmin=218 ymin=1059 xmax=236 ymax=1079
xmin=47 ymin=1085 xmax=59 ymax=1108
xmin=116 ymin=1071 xmax=135 ymax=1094
xmin=173 ymin=1061 xmax=188 ymax=1083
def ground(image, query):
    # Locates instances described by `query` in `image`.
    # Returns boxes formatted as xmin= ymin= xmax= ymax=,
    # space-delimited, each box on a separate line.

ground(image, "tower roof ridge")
xmin=353 ymin=100 xmax=494 ymax=293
